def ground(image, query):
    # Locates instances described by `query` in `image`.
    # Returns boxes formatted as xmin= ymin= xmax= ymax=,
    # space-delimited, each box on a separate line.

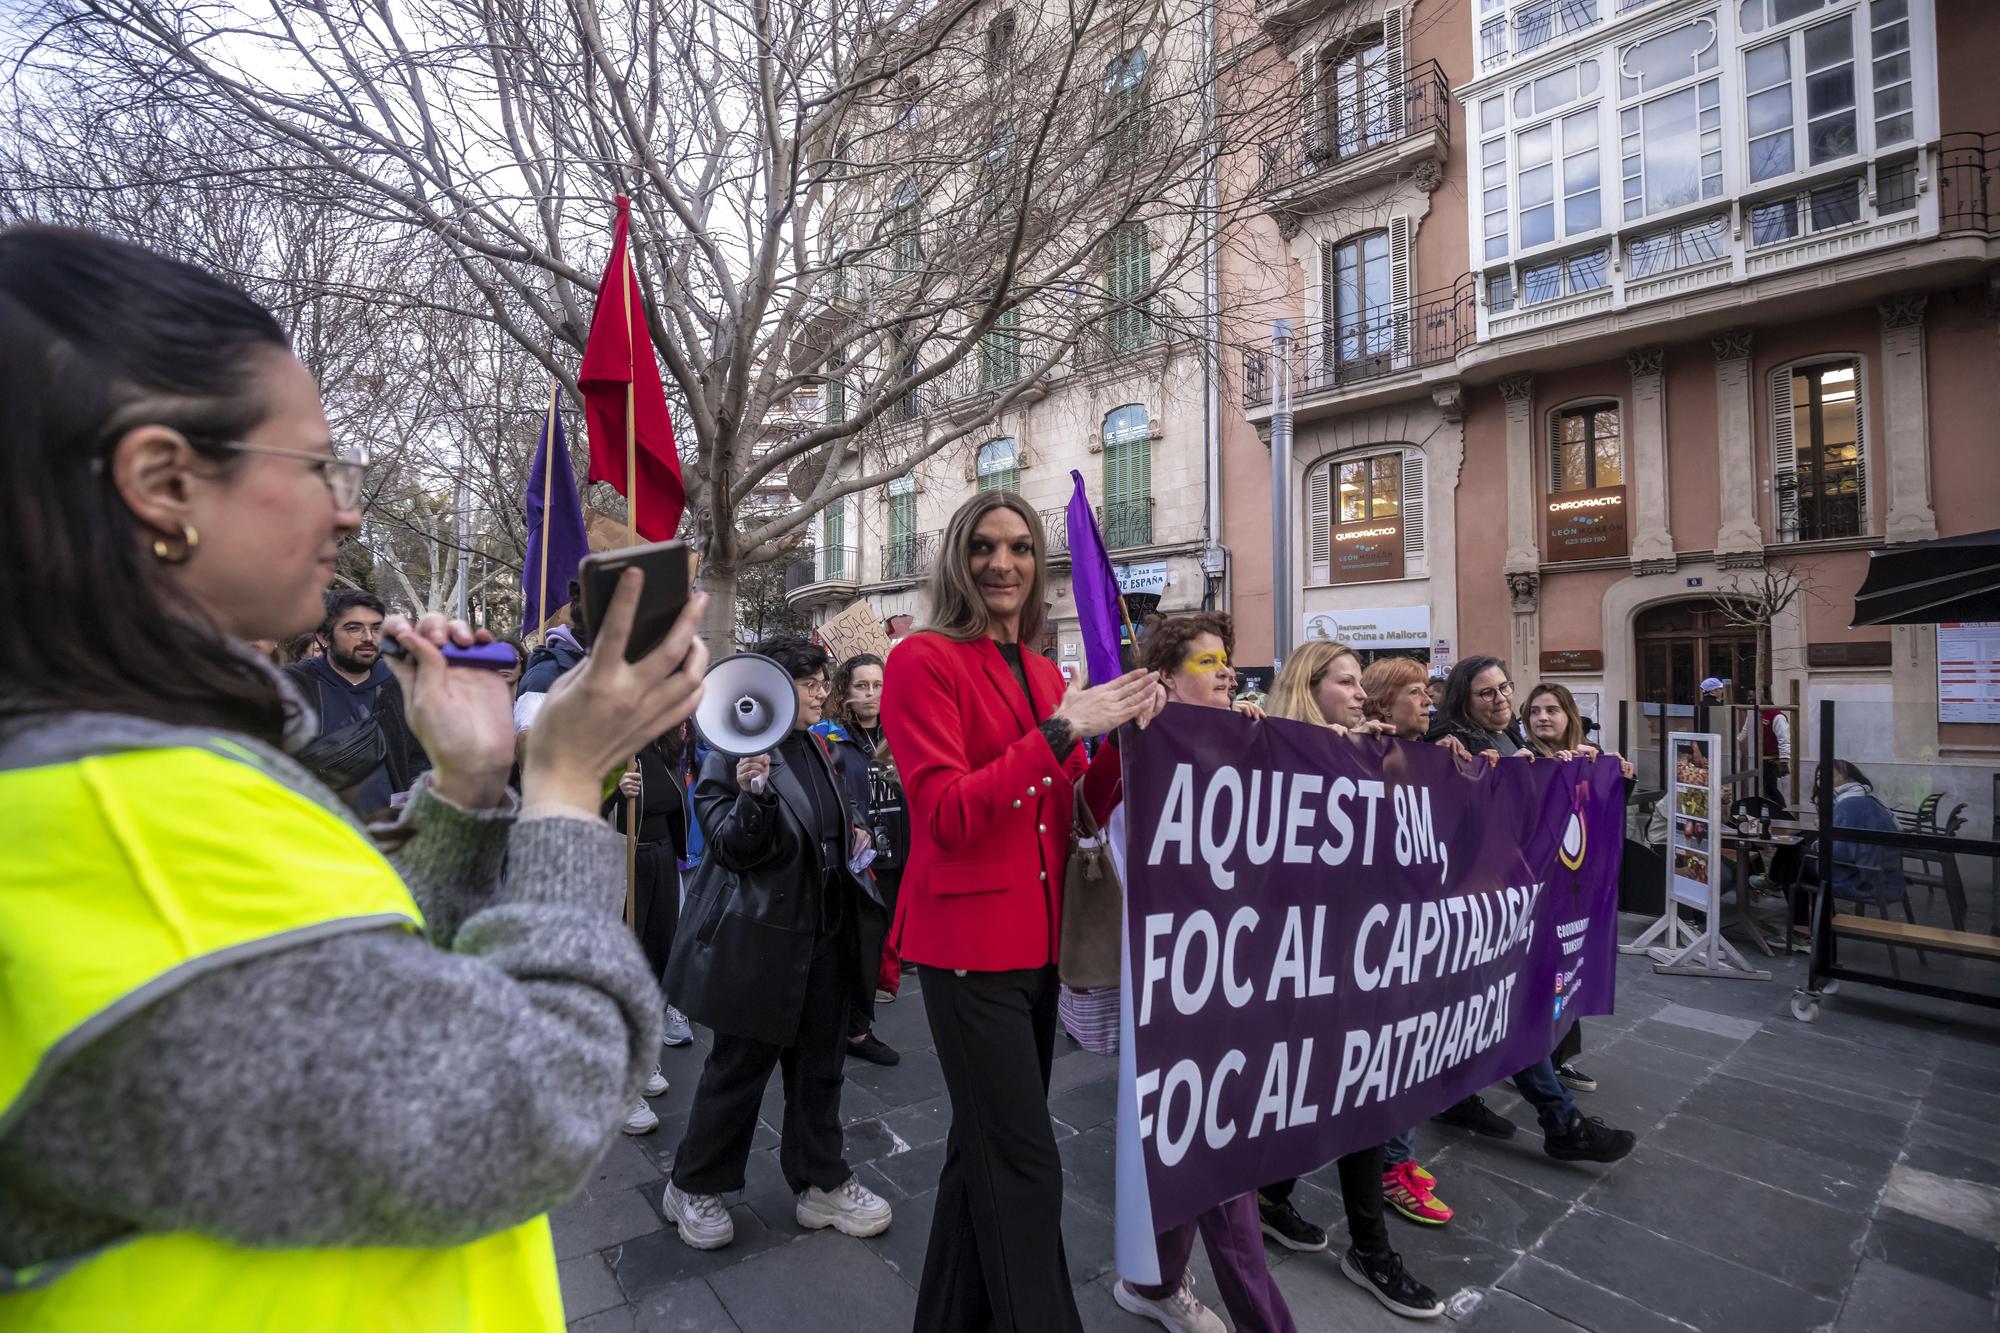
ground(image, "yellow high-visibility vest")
xmin=0 ymin=743 xmax=564 ymax=1331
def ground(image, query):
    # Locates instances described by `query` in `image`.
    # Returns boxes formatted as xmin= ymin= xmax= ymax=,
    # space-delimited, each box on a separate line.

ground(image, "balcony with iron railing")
xmin=1242 ymin=276 xmax=1478 ymax=411
xmin=783 ymin=544 xmax=861 ymax=606
xmin=1939 ymin=132 xmax=2000 ymax=236
xmin=882 ymin=530 xmax=939 ymax=582
xmin=1258 ymin=61 xmax=1451 ymax=208
xmin=1099 ymin=499 xmax=1154 ymax=550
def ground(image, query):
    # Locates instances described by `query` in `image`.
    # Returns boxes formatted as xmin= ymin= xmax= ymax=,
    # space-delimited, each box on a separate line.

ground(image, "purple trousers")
xmin=1132 ymin=1192 xmax=1297 ymax=1333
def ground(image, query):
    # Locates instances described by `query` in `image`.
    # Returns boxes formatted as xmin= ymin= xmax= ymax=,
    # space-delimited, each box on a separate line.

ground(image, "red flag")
xmin=580 ymin=195 xmax=685 ymax=542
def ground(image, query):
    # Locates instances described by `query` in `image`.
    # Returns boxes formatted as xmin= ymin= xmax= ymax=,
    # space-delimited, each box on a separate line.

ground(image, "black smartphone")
xmin=578 ymin=539 xmax=692 ymax=663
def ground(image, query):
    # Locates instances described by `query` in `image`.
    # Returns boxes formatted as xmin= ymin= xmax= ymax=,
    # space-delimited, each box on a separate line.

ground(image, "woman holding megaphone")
xmin=0 ymin=226 xmax=711 ymax=1329
xmin=882 ymin=491 xmax=1165 ymax=1333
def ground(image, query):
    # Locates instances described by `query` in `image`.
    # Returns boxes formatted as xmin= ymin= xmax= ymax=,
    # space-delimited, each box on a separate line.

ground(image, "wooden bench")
xmin=1832 ymin=913 xmax=2000 ymax=961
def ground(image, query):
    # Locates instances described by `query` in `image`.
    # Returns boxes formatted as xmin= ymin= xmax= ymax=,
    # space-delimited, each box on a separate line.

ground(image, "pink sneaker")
xmin=1383 ymin=1159 xmax=1453 ymax=1225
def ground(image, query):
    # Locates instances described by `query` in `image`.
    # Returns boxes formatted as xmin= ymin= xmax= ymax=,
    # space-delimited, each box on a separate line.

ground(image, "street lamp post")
xmin=1269 ymin=320 xmax=1295 ymax=667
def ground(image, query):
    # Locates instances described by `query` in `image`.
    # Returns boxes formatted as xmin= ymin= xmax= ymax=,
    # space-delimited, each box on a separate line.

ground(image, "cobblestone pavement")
xmin=553 ymin=932 xmax=2000 ymax=1332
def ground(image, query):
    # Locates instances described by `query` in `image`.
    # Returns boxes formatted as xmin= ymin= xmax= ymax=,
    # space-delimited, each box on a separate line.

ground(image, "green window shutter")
xmin=1101 ymin=406 xmax=1152 ymax=546
xmin=1107 ymin=226 xmax=1152 ymax=353
xmin=824 ymin=501 xmax=846 ymax=578
xmin=886 ymin=476 xmax=917 ymax=577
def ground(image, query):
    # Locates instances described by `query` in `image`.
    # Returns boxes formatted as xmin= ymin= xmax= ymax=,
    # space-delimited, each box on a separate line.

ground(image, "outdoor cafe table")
xmin=1719 ymin=824 xmax=1805 ymax=956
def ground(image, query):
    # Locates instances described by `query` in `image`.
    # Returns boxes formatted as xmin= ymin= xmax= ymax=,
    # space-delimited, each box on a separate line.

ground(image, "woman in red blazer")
xmin=881 ymin=490 xmax=1161 ymax=1333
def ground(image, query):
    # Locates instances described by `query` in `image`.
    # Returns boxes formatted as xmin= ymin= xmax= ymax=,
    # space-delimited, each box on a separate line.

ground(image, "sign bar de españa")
xmin=1543 ymin=485 xmax=1629 ymax=562
xmin=1115 ymin=704 xmax=1624 ymax=1238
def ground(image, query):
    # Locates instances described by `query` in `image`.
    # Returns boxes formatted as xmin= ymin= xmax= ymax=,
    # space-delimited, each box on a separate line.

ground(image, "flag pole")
xmin=619 ymin=205 xmax=639 ymax=929
xmin=536 ymin=379 xmax=558 ymax=636
xmin=622 ymin=216 xmax=639 ymax=549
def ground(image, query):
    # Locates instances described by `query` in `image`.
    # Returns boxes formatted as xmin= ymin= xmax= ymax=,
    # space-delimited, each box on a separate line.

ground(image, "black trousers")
xmin=633 ymin=840 xmax=680 ymax=983
xmin=1553 ymin=1019 xmax=1584 ymax=1068
xmin=848 ymin=868 xmax=901 ymax=1039
xmin=914 ymin=964 xmax=1083 ymax=1333
xmin=671 ymin=926 xmax=853 ymax=1196
xmin=1260 ymin=1148 xmax=1391 ymax=1259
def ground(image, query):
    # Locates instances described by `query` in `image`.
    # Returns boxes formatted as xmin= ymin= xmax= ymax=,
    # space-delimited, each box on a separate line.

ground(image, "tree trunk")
xmin=697 ymin=563 xmax=739 ymax=659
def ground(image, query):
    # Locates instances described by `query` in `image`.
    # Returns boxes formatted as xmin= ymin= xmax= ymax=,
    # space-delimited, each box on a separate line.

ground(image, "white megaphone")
xmin=694 ymin=653 xmax=798 ymax=794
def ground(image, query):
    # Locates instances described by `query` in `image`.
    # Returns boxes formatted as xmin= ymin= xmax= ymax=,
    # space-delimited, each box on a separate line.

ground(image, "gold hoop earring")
xmin=152 ymin=524 xmax=199 ymax=564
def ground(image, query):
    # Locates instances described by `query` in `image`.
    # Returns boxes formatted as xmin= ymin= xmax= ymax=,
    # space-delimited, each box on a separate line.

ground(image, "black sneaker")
xmin=1543 ymin=1111 xmax=1635 ymax=1163
xmin=846 ymin=1032 xmax=900 ymax=1066
xmin=1432 ymin=1094 xmax=1518 ymax=1139
xmin=1256 ymin=1194 xmax=1328 ymax=1252
xmin=1341 ymin=1247 xmax=1445 ymax=1319
xmin=1556 ymin=1062 xmax=1598 ymax=1093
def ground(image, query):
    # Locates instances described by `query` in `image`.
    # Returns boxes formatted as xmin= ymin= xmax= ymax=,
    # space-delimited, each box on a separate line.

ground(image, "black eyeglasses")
xmin=1474 ymin=680 xmax=1517 ymax=704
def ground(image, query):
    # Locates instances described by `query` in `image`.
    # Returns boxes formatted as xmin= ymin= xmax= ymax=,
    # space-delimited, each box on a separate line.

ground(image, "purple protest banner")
xmin=1115 ymin=705 xmax=1623 ymax=1237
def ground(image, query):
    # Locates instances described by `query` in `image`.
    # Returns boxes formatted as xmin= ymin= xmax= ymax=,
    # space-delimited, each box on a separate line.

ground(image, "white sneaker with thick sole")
xmin=795 ymin=1175 xmax=893 ymax=1238
xmin=662 ymin=1005 xmax=694 ymax=1047
xmin=621 ymin=1098 xmax=659 ymax=1135
xmin=662 ymin=1182 xmax=734 ymax=1250
xmin=873 ymin=988 xmax=895 ymax=1005
xmin=1113 ymin=1276 xmax=1226 ymax=1333
xmin=643 ymin=1065 xmax=669 ymax=1097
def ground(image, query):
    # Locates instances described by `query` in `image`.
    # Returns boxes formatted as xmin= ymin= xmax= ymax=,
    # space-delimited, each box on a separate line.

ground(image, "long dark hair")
xmin=1439 ymin=654 xmax=1507 ymax=731
xmin=921 ymin=490 xmax=1048 ymax=648
xmin=0 ymin=225 xmax=294 ymax=744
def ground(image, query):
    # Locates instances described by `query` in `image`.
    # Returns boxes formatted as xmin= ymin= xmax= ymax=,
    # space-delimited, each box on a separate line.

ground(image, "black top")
xmin=994 ymin=643 xmax=1037 ymax=713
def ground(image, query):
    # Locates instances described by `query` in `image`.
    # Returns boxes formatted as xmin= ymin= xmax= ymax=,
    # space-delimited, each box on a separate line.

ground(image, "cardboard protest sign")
xmin=1110 ymin=706 xmax=1623 ymax=1265
xmin=816 ymin=599 xmax=891 ymax=665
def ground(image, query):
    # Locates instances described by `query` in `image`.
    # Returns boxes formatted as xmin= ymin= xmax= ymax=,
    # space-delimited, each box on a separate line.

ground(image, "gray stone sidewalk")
xmin=553 ymin=930 xmax=2000 ymax=1332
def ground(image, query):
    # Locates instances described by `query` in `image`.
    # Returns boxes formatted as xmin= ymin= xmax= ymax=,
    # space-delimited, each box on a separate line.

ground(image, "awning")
xmin=1851 ymin=529 xmax=2000 ymax=626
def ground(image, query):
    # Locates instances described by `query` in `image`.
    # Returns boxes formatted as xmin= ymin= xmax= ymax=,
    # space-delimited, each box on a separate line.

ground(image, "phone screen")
xmin=578 ymin=540 xmax=692 ymax=663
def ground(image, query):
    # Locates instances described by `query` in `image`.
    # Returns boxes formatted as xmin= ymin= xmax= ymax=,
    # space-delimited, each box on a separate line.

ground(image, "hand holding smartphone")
xmin=578 ymin=539 xmax=693 ymax=664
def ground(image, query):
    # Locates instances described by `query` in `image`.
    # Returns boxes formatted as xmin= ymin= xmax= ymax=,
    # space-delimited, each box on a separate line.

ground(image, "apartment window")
xmin=1616 ymin=19 xmax=1721 ymax=222
xmin=1869 ymin=0 xmax=1913 ymax=147
xmin=1516 ymin=0 xmax=1599 ymax=57
xmin=1105 ymin=224 xmax=1152 ymax=353
xmin=1518 ymin=108 xmax=1601 ymax=247
xmin=1521 ymin=246 xmax=1609 ymax=304
xmin=983 ymin=123 xmax=1017 ymax=219
xmin=1326 ymin=34 xmax=1391 ymax=156
xmin=1774 ymin=360 xmax=1865 ymax=541
xmin=1549 ymin=402 xmax=1623 ymax=491
xmin=1739 ymin=0 xmax=1835 ymax=33
xmin=825 ymin=364 xmax=847 ymax=425
xmin=1627 ymin=213 xmax=1727 ymax=276
xmin=1325 ymin=230 xmax=1390 ymax=365
xmin=977 ymin=437 xmax=1019 ymax=492
xmin=981 ymin=307 xmax=1022 ymax=388
xmin=1481 ymin=133 xmax=1510 ymax=260
xmin=1876 ymin=154 xmax=1919 ymax=213
xmin=891 ymin=178 xmax=921 ymax=277
xmin=1748 ymin=174 xmax=1861 ymax=245
xmin=823 ymin=500 xmax=848 ymax=579
xmin=985 ymin=11 xmax=1016 ymax=68
xmin=1104 ymin=49 xmax=1149 ymax=173
xmin=886 ymin=474 xmax=918 ymax=577
xmin=1336 ymin=452 xmax=1402 ymax=524
xmin=1102 ymin=406 xmax=1153 ymax=548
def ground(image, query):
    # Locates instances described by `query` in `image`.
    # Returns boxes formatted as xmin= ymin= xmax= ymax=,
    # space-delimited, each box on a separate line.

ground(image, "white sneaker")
xmin=662 ymin=1182 xmax=734 ymax=1250
xmin=1113 ymin=1275 xmax=1226 ymax=1333
xmin=873 ymin=988 xmax=895 ymax=1005
xmin=621 ymin=1098 xmax=659 ymax=1135
xmin=795 ymin=1175 xmax=893 ymax=1238
xmin=643 ymin=1065 xmax=669 ymax=1097
xmin=662 ymin=1005 xmax=693 ymax=1047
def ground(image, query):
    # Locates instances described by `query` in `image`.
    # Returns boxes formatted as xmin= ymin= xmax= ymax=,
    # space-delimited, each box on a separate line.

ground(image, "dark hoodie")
xmin=284 ymin=655 xmax=429 ymax=814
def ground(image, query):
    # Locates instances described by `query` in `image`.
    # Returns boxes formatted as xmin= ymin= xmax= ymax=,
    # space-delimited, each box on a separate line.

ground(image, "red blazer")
xmin=880 ymin=632 xmax=1092 ymax=970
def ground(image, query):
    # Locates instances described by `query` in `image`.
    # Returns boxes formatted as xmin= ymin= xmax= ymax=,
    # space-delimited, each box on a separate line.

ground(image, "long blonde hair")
xmin=1522 ymin=682 xmax=1587 ymax=754
xmin=1267 ymin=641 xmax=1360 ymax=726
xmin=919 ymin=490 xmax=1048 ymax=648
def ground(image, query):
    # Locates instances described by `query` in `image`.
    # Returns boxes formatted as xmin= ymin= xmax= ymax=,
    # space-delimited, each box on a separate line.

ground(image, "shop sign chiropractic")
xmin=1544 ymin=485 xmax=1629 ymax=562
xmin=1113 ymin=706 xmax=1624 ymax=1249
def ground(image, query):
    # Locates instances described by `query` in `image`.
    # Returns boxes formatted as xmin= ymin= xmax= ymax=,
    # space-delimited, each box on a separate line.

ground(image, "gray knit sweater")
xmin=0 ymin=712 xmax=662 ymax=1274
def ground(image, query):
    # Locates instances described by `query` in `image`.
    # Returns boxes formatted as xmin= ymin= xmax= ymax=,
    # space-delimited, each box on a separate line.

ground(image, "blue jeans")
xmin=1383 ymin=1128 xmax=1416 ymax=1167
xmin=1511 ymin=1057 xmax=1577 ymax=1136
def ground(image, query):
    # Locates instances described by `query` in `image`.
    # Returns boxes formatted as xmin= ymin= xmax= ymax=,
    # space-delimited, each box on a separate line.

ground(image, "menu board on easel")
xmin=1667 ymin=734 xmax=1718 ymax=911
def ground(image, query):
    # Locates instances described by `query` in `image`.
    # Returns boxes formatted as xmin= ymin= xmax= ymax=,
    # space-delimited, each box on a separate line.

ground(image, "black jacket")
xmin=1425 ymin=715 xmax=1522 ymax=757
xmin=284 ymin=656 xmax=428 ymax=812
xmin=607 ymin=729 xmax=692 ymax=858
xmin=663 ymin=734 xmax=887 ymax=1046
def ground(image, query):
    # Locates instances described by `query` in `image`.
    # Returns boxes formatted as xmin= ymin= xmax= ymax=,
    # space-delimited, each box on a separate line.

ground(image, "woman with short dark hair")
xmin=0 ymin=225 xmax=710 ymax=1328
xmin=881 ymin=490 xmax=1162 ymax=1333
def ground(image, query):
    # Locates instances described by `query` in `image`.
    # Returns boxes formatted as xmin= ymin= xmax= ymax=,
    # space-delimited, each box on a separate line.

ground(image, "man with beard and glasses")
xmin=285 ymin=588 xmax=427 ymax=816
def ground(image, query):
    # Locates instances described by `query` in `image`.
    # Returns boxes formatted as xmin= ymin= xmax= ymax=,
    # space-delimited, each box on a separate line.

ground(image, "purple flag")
xmin=523 ymin=388 xmax=589 ymax=633
xmin=1115 ymin=706 xmax=1624 ymax=1237
xmin=1066 ymin=470 xmax=1124 ymax=685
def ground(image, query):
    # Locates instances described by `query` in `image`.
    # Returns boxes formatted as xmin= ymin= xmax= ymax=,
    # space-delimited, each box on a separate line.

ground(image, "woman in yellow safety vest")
xmin=0 ymin=225 xmax=710 ymax=1331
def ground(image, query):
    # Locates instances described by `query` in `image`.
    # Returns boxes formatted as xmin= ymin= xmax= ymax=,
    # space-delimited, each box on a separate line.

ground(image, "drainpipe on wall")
xmin=1270 ymin=319 xmax=1295 ymax=666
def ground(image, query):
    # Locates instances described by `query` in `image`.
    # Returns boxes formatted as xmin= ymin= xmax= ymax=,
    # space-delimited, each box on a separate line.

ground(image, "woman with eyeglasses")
xmin=1422 ymin=660 xmax=1638 ymax=1164
xmin=0 ymin=226 xmax=712 ymax=1329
